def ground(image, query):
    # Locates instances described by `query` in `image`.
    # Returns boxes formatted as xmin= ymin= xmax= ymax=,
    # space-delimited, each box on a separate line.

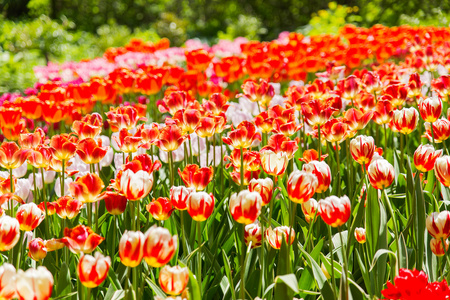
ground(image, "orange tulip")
xmin=229 ymin=190 xmax=262 ymax=225
xmin=159 ymin=265 xmax=189 ymax=296
xmin=222 ymin=121 xmax=261 ymax=149
xmin=28 ymin=238 xmax=47 ymax=261
xmin=98 ymin=191 xmax=128 ymax=215
xmin=0 ymin=215 xmax=20 ymax=251
xmin=186 ymin=191 xmax=214 ymax=222
xmin=19 ymin=128 xmax=46 ymax=150
xmin=301 ymin=198 xmax=318 ymax=223
xmin=318 ymin=195 xmax=351 ymax=227
xmin=113 ymin=128 xmax=143 ymax=153
xmin=49 ymin=134 xmax=78 ymax=161
xmin=430 ymin=238 xmax=449 ymax=257
xmin=72 ymin=113 xmax=103 ymax=140
xmin=287 ymin=170 xmax=318 ymax=204
xmin=177 ymin=164 xmax=213 ymax=191
xmin=61 ymin=225 xmax=105 ymax=254
xmin=0 ymin=106 xmax=22 ymax=129
xmin=414 ymin=144 xmax=443 ymax=172
xmin=119 ymin=230 xmax=145 ymax=267
xmin=0 ymin=142 xmax=30 ymax=169
xmin=185 ymin=49 xmax=213 ymax=71
xmin=321 ymin=118 xmax=349 ymax=144
xmin=146 ymin=197 xmax=174 ymax=221
xmin=154 ymin=124 xmax=188 ymax=152
xmin=372 ymin=99 xmax=394 ymax=125
xmin=69 ymin=173 xmax=104 ymax=203
xmin=54 ymin=196 xmax=83 ymax=219
xmin=77 ymin=252 xmax=111 ymax=288
xmin=143 ymin=225 xmax=177 ymax=268
xmin=301 ymin=99 xmax=337 ymax=127
xmin=27 ymin=145 xmax=52 ymax=169
xmin=106 ymin=106 xmax=147 ymax=132
xmin=16 ymin=203 xmax=45 ymax=231
xmin=76 ymin=138 xmax=109 ymax=165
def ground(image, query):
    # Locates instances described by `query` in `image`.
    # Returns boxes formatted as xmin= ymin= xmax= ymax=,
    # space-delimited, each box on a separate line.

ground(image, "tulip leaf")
xmin=51 ymin=292 xmax=78 ymax=300
xmin=56 ymin=262 xmax=72 ymax=297
xmin=145 ymin=276 xmax=167 ymax=298
xmin=221 ymin=249 xmax=236 ymax=300
xmin=275 ymin=274 xmax=299 ymax=293
xmin=369 ymin=249 xmax=396 ymax=272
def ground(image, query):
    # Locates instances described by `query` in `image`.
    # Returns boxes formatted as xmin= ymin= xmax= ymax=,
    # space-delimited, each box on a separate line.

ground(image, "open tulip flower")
xmin=4 ymin=24 xmax=450 ymax=300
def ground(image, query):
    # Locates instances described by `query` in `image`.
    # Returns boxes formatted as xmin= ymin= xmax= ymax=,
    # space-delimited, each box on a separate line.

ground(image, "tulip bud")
xmin=430 ymin=238 xmax=449 ymax=256
xmin=55 ymin=196 xmax=84 ymax=219
xmin=187 ymin=192 xmax=215 ymax=222
xmin=392 ymin=107 xmax=419 ymax=134
xmin=229 ymin=190 xmax=262 ymax=225
xmin=426 ymin=211 xmax=450 ymax=240
xmin=414 ymin=144 xmax=443 ymax=172
xmin=367 ymin=158 xmax=395 ymax=190
xmin=301 ymin=198 xmax=318 ymax=223
xmin=354 ymin=227 xmax=366 ymax=244
xmin=100 ymin=191 xmax=127 ymax=215
xmin=318 ymin=195 xmax=351 ymax=227
xmin=16 ymin=203 xmax=45 ymax=231
xmin=143 ymin=226 xmax=177 ymax=268
xmin=0 ymin=215 xmax=20 ymax=251
xmin=248 ymin=178 xmax=273 ymax=206
xmin=287 ymin=170 xmax=318 ymax=204
xmin=350 ymin=135 xmax=375 ymax=165
xmin=419 ymin=96 xmax=442 ymax=123
xmin=28 ymin=238 xmax=47 ymax=261
xmin=265 ymin=226 xmax=295 ymax=249
xmin=147 ymin=197 xmax=174 ymax=221
xmin=435 ymin=156 xmax=450 ymax=187
xmin=119 ymin=231 xmax=145 ymax=267
xmin=170 ymin=186 xmax=195 ymax=211
xmin=244 ymin=221 xmax=262 ymax=248
xmin=77 ymin=252 xmax=111 ymax=288
xmin=119 ymin=169 xmax=153 ymax=201
xmin=16 ymin=266 xmax=53 ymax=300
xmin=302 ymin=161 xmax=331 ymax=193
xmin=0 ymin=263 xmax=16 ymax=300
xmin=260 ymin=149 xmax=288 ymax=176
xmin=159 ymin=265 xmax=189 ymax=296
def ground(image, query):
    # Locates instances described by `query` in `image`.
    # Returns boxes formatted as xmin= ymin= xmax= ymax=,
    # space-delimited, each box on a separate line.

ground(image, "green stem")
xmin=240 ymin=147 xmax=244 ymax=191
xmin=8 ymin=168 xmax=13 ymax=217
xmin=260 ymin=207 xmax=265 ymax=297
xmin=338 ymin=226 xmax=349 ymax=300
xmin=384 ymin=124 xmax=388 ymax=151
xmin=189 ymin=136 xmax=194 ymax=165
xmin=169 ymin=151 xmax=174 ymax=187
xmin=382 ymin=189 xmax=399 ymax=276
xmin=335 ymin=142 xmax=341 ymax=197
xmin=197 ymin=221 xmax=203 ymax=296
xmin=86 ymin=287 xmax=91 ymax=300
xmin=15 ymin=231 xmax=23 ymax=270
xmin=87 ymin=203 xmax=92 ymax=228
xmin=198 ymin=136 xmax=201 ymax=166
xmin=328 ymin=225 xmax=337 ymax=297
xmin=130 ymin=201 xmax=135 ymax=231
xmin=41 ymin=168 xmax=50 ymax=238
xmin=318 ymin=125 xmax=322 ymax=161
xmin=32 ymin=167 xmax=37 ymax=203
xmin=240 ymin=224 xmax=246 ymax=300
xmin=206 ymin=138 xmax=209 ymax=166
xmin=431 ymin=121 xmax=436 ymax=148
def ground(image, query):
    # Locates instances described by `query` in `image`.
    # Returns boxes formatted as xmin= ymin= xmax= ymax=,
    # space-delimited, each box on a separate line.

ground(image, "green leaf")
xmin=145 ymin=277 xmax=166 ymax=299
xmin=56 ymin=262 xmax=72 ymax=297
xmin=221 ymin=249 xmax=237 ymax=300
xmin=275 ymin=274 xmax=299 ymax=293
xmin=369 ymin=249 xmax=396 ymax=272
xmin=51 ymin=292 xmax=78 ymax=300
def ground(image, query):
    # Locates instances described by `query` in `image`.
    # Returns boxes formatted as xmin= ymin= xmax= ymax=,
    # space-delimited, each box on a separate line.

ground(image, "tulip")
xmin=424 ymin=118 xmax=450 ymax=143
xmin=414 ymin=144 xmax=443 ymax=172
xmin=159 ymin=265 xmax=189 ymax=296
xmin=241 ymin=79 xmax=275 ymax=107
xmin=154 ymin=124 xmax=188 ymax=152
xmin=426 ymin=211 xmax=450 ymax=240
xmin=265 ymin=226 xmax=295 ymax=249
xmin=98 ymin=191 xmax=127 ymax=215
xmin=350 ymin=135 xmax=375 ymax=165
xmin=419 ymin=96 xmax=442 ymax=123
xmin=287 ymin=170 xmax=318 ymax=204
xmin=435 ymin=156 xmax=450 ymax=187
xmin=367 ymin=158 xmax=395 ymax=189
xmin=157 ymin=91 xmax=189 ymax=115
xmin=0 ymin=216 xmax=20 ymax=251
xmin=372 ymin=100 xmax=393 ymax=125
xmin=224 ymin=149 xmax=260 ymax=171
xmin=77 ymin=252 xmax=111 ymax=288
xmin=0 ymin=263 xmax=16 ymax=300
xmin=384 ymin=84 xmax=408 ymax=107
xmin=408 ymin=73 xmax=422 ymax=98
xmin=229 ymin=190 xmax=262 ymax=225
xmin=0 ymin=106 xmax=21 ymax=129
xmin=248 ymin=178 xmax=273 ymax=206
xmin=72 ymin=113 xmax=103 ymax=140
xmin=318 ymin=195 xmax=351 ymax=227
xmin=146 ymin=197 xmax=174 ymax=221
xmin=177 ymin=164 xmax=214 ymax=191
xmin=222 ymin=121 xmax=261 ymax=149
xmin=113 ymin=128 xmax=143 ymax=153
xmin=54 ymin=196 xmax=84 ymax=219
xmin=187 ymin=192 xmax=215 ymax=222
xmin=301 ymin=198 xmax=318 ymax=223
xmin=0 ymin=142 xmax=30 ymax=170
xmin=354 ymin=227 xmax=366 ymax=244
xmin=19 ymin=129 xmax=46 ymax=150
xmin=302 ymin=161 xmax=331 ymax=193
xmin=343 ymin=108 xmax=373 ymax=133
xmin=195 ymin=116 xmax=216 ymax=138
xmin=321 ymin=118 xmax=349 ymax=144
xmin=69 ymin=173 xmax=104 ymax=203
xmin=76 ymin=138 xmax=109 ymax=165
xmin=28 ymin=238 xmax=47 ymax=261
xmin=362 ymin=71 xmax=381 ymax=94
xmin=392 ymin=107 xmax=419 ymax=134
xmin=244 ymin=221 xmax=262 ymax=248
xmin=16 ymin=203 xmax=44 ymax=231
xmin=119 ymin=230 xmax=145 ymax=267
xmin=338 ymin=75 xmax=361 ymax=102
xmin=49 ymin=134 xmax=78 ymax=161
xmin=430 ymin=238 xmax=449 ymax=257
xmin=106 ymin=106 xmax=146 ymax=132
xmin=260 ymin=149 xmax=288 ymax=176
xmin=143 ymin=225 xmax=178 ymax=267
xmin=61 ymin=225 xmax=104 ymax=253
xmin=301 ymin=99 xmax=336 ymax=126
xmin=117 ymin=169 xmax=153 ymax=201
xmin=16 ymin=266 xmax=53 ymax=300
xmin=170 ymin=186 xmax=195 ymax=211
xmin=172 ymin=109 xmax=201 ymax=135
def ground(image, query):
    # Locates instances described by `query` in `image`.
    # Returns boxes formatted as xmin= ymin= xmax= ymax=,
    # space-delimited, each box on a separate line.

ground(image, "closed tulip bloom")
xmin=187 ymin=192 xmax=214 ymax=222
xmin=170 ymin=186 xmax=195 ymax=211
xmin=318 ymin=195 xmax=351 ymax=227
xmin=146 ymin=197 xmax=174 ymax=221
xmin=301 ymin=99 xmax=336 ymax=126
xmin=435 ymin=156 xmax=450 ymax=187
xmin=195 ymin=117 xmax=216 ymax=138
xmin=49 ymin=134 xmax=78 ymax=161
xmin=229 ymin=190 xmax=262 ymax=225
xmin=350 ymin=135 xmax=375 ymax=165
xmin=71 ymin=113 xmax=103 ymax=140
xmin=76 ymin=138 xmax=109 ymax=165
xmin=0 ymin=106 xmax=22 ymax=129
xmin=265 ymin=226 xmax=295 ymax=249
xmin=372 ymin=100 xmax=393 ymax=125
xmin=430 ymin=238 xmax=449 ymax=257
xmin=119 ymin=231 xmax=145 ymax=267
xmin=19 ymin=129 xmax=46 ymax=150
xmin=0 ymin=216 xmax=20 ymax=251
xmin=244 ymin=221 xmax=262 ymax=248
xmin=28 ymin=238 xmax=47 ymax=261
xmin=301 ymin=198 xmax=318 ymax=223
xmin=343 ymin=108 xmax=373 ymax=133
xmin=260 ymin=149 xmax=288 ymax=176
xmin=302 ymin=161 xmax=331 ymax=193
xmin=414 ymin=144 xmax=443 ymax=172
xmin=426 ymin=211 xmax=450 ymax=240
xmin=287 ymin=170 xmax=318 ymax=204
xmin=16 ymin=266 xmax=53 ymax=300
xmin=143 ymin=226 xmax=178 ymax=268
xmin=16 ymin=203 xmax=45 ymax=231
xmin=106 ymin=106 xmax=146 ymax=132
xmin=424 ymin=118 xmax=450 ymax=143
xmin=354 ymin=227 xmax=366 ymax=244
xmin=54 ymin=196 xmax=84 ymax=219
xmin=69 ymin=173 xmax=104 ymax=203
xmin=368 ymin=158 xmax=395 ymax=189
xmin=77 ymin=252 xmax=111 ymax=288
xmin=159 ymin=265 xmax=189 ymax=296
xmin=321 ymin=118 xmax=349 ymax=144
xmin=177 ymin=164 xmax=213 ymax=191
xmin=222 ymin=121 xmax=261 ymax=149
xmin=0 ymin=142 xmax=30 ymax=170
xmin=119 ymin=169 xmax=153 ymax=201
xmin=61 ymin=225 xmax=104 ymax=254
xmin=248 ymin=178 xmax=273 ymax=206
xmin=98 ymin=191 xmax=127 ymax=215
xmin=154 ymin=124 xmax=188 ymax=152
xmin=392 ymin=107 xmax=419 ymax=134
xmin=419 ymin=96 xmax=442 ymax=123
xmin=0 ymin=263 xmax=16 ymax=300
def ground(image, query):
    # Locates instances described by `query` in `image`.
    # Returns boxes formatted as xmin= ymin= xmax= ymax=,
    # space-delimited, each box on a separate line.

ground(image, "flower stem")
xmin=41 ymin=168 xmax=50 ymax=238
xmin=240 ymin=147 xmax=244 ymax=191
xmin=15 ymin=231 xmax=23 ymax=270
xmin=335 ymin=142 xmax=341 ymax=197
xmin=327 ymin=225 xmax=337 ymax=297
xmin=317 ymin=125 xmax=322 ymax=161
xmin=240 ymin=224 xmax=246 ymax=300
xmin=338 ymin=226 xmax=349 ymax=300
xmin=196 ymin=221 xmax=203 ymax=296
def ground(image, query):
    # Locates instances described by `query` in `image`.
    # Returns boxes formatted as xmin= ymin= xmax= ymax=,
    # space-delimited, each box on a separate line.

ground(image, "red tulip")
xmin=244 ymin=222 xmax=262 ymax=248
xmin=187 ymin=192 xmax=215 ymax=222
xmin=302 ymin=160 xmax=331 ymax=193
xmin=392 ymin=107 xmax=419 ymax=134
xmin=119 ymin=230 xmax=145 ymax=267
xmin=350 ymin=135 xmax=375 ymax=165
xmin=318 ymin=195 xmax=351 ymax=227
xmin=367 ymin=158 xmax=395 ymax=189
xmin=146 ymin=197 xmax=174 ymax=221
xmin=77 ymin=252 xmax=111 ymax=288
xmin=301 ymin=198 xmax=318 ymax=223
xmin=354 ymin=227 xmax=366 ymax=244
xmin=143 ymin=225 xmax=177 ymax=268
xmin=414 ymin=144 xmax=442 ymax=172
xmin=229 ymin=190 xmax=262 ymax=225
xmin=170 ymin=186 xmax=195 ymax=211
xmin=61 ymin=225 xmax=104 ymax=254
xmin=0 ymin=142 xmax=30 ymax=170
xmin=287 ymin=170 xmax=318 ymax=204
xmin=248 ymin=178 xmax=273 ymax=206
xmin=76 ymin=138 xmax=109 ymax=164
xmin=178 ymin=164 xmax=214 ymax=191
xmin=16 ymin=203 xmax=45 ymax=231
xmin=159 ymin=265 xmax=189 ymax=296
xmin=419 ymin=96 xmax=442 ymax=123
xmin=98 ymin=191 xmax=127 ymax=215
xmin=0 ymin=215 xmax=20 ymax=251
xmin=222 ymin=121 xmax=261 ymax=149
xmin=426 ymin=211 xmax=450 ymax=240
xmin=49 ymin=134 xmax=78 ymax=161
xmin=54 ymin=196 xmax=83 ymax=219
xmin=28 ymin=238 xmax=47 ymax=261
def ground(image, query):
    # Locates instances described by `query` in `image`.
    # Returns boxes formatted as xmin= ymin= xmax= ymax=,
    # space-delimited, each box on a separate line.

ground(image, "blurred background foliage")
xmin=1 ymin=0 xmax=450 ymax=93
